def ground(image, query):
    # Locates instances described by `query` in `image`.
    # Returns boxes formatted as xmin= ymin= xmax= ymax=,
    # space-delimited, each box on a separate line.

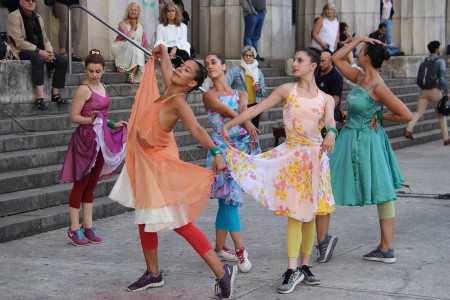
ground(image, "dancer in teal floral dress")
xmin=204 ymin=53 xmax=260 ymax=273
xmin=329 ymin=36 xmax=412 ymax=263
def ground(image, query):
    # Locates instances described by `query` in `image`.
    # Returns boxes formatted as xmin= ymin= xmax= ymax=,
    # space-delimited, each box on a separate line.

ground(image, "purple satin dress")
xmin=59 ymin=84 xmax=127 ymax=182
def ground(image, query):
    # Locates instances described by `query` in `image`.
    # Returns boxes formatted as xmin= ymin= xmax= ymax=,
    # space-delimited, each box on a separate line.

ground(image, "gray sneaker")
xmin=277 ymin=268 xmax=304 ymax=294
xmin=215 ymin=264 xmax=237 ymax=299
xmin=127 ymin=271 xmax=164 ymax=292
xmin=300 ymin=265 xmax=320 ymax=285
xmin=363 ymin=246 xmax=396 ymax=263
xmin=315 ymin=234 xmax=338 ymax=263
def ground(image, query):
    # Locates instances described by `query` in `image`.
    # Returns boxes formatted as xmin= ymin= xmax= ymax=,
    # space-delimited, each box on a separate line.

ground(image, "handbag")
xmin=437 ymin=95 xmax=450 ymax=116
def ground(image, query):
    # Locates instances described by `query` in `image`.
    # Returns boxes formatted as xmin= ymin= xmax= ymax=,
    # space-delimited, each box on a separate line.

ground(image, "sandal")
xmin=71 ymin=53 xmax=82 ymax=62
xmin=116 ymin=67 xmax=126 ymax=73
xmin=51 ymin=94 xmax=68 ymax=104
xmin=36 ymin=98 xmax=49 ymax=111
xmin=60 ymin=52 xmax=68 ymax=58
xmin=127 ymin=72 xmax=136 ymax=84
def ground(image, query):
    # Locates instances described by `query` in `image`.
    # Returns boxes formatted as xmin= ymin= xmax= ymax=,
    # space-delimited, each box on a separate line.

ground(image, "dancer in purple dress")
xmin=60 ymin=49 xmax=127 ymax=246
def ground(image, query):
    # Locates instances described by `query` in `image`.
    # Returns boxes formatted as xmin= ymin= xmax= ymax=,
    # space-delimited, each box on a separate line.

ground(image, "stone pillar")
xmin=192 ymin=0 xmax=294 ymax=59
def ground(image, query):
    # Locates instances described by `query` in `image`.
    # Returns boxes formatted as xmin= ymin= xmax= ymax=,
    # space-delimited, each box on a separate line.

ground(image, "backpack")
xmin=417 ymin=56 xmax=441 ymax=89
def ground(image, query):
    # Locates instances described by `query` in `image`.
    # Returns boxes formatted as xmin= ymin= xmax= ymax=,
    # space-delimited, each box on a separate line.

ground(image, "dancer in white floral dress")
xmin=222 ymin=48 xmax=336 ymax=294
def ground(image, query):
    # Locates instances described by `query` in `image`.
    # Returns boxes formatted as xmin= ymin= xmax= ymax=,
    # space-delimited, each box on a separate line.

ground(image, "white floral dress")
xmin=226 ymin=83 xmax=335 ymax=222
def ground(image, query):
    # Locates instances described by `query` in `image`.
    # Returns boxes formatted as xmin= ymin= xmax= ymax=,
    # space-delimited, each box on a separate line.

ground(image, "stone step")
xmin=390 ymin=128 xmax=444 ymax=150
xmin=0 ymin=164 xmax=62 ymax=194
xmin=0 ymin=196 xmax=130 ymax=243
xmin=0 ymin=177 xmax=117 ymax=217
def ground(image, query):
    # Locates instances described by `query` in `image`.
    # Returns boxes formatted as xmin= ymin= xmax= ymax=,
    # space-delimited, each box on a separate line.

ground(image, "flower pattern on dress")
xmin=226 ymin=84 xmax=335 ymax=221
xmin=205 ymin=90 xmax=260 ymax=206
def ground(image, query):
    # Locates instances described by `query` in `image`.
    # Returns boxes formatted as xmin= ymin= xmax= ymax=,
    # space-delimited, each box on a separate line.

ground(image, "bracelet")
xmin=326 ymin=126 xmax=338 ymax=138
xmin=107 ymin=120 xmax=115 ymax=129
xmin=376 ymin=109 xmax=384 ymax=121
xmin=210 ymin=145 xmax=222 ymax=157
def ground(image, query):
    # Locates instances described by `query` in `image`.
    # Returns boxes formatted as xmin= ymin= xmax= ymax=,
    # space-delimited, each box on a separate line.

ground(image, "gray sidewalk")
xmin=0 ymin=141 xmax=449 ymax=300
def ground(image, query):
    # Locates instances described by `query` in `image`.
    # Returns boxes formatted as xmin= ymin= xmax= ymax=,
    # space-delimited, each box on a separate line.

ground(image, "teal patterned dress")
xmin=205 ymin=90 xmax=261 ymax=206
xmin=329 ymin=83 xmax=404 ymax=206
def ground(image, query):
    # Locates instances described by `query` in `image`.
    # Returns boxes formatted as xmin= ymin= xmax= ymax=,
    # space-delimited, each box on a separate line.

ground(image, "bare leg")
xmin=315 ymin=214 xmax=330 ymax=244
xmin=215 ymin=229 xmax=228 ymax=251
xmin=69 ymin=207 xmax=80 ymax=231
xmin=130 ymin=65 xmax=139 ymax=75
xmin=36 ymin=85 xmax=44 ymax=99
xmin=379 ymin=217 xmax=395 ymax=251
xmin=202 ymin=249 xmax=225 ymax=278
xmin=299 ymin=253 xmax=310 ymax=266
xmin=229 ymin=232 xmax=243 ymax=250
xmin=60 ymin=47 xmax=67 ymax=54
xmin=287 ymin=257 xmax=297 ymax=269
xmin=52 ymin=87 xmax=60 ymax=95
xmin=81 ymin=202 xmax=93 ymax=228
xmin=143 ymin=249 xmax=160 ymax=276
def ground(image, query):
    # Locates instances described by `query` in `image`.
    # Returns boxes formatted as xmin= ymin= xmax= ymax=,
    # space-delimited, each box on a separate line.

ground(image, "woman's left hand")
xmin=243 ymin=121 xmax=260 ymax=142
xmin=252 ymin=83 xmax=261 ymax=92
xmin=321 ymin=132 xmax=336 ymax=154
xmin=114 ymin=120 xmax=128 ymax=128
xmin=212 ymin=154 xmax=226 ymax=174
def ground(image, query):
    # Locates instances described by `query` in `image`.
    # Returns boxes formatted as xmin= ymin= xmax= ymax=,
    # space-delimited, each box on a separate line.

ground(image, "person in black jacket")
xmin=2 ymin=0 xmax=19 ymax=13
xmin=54 ymin=0 xmax=82 ymax=61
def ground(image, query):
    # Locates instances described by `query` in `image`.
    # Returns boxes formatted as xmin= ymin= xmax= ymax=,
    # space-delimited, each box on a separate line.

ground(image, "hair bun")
xmin=382 ymin=48 xmax=391 ymax=61
xmin=89 ymin=48 xmax=101 ymax=55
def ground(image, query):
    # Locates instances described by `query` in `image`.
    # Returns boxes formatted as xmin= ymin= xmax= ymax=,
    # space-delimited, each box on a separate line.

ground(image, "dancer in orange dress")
xmin=110 ymin=44 xmax=237 ymax=299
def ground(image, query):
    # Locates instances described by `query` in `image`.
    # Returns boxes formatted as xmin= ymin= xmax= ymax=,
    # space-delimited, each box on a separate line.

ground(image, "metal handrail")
xmin=68 ymin=4 xmax=151 ymax=74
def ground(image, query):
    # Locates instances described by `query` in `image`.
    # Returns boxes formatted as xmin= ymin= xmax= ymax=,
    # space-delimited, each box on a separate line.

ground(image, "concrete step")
xmin=59 ymin=83 xmax=139 ymax=100
xmin=0 ymin=129 xmax=75 ymax=153
xmin=0 ymin=196 xmax=131 ymax=243
xmin=0 ymin=164 xmax=62 ymax=194
xmin=390 ymin=128 xmax=444 ymax=150
xmin=0 ymin=146 xmax=67 ymax=173
xmin=0 ymin=177 xmax=117 ymax=217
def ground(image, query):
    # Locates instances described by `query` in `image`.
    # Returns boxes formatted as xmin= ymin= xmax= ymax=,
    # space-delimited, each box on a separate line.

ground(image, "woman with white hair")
xmin=226 ymin=46 xmax=266 ymax=128
xmin=111 ymin=2 xmax=149 ymax=83
xmin=311 ymin=2 xmax=339 ymax=52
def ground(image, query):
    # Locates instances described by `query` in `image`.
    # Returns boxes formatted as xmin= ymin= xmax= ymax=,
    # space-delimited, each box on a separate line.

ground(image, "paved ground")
xmin=1 ymin=140 xmax=450 ymax=300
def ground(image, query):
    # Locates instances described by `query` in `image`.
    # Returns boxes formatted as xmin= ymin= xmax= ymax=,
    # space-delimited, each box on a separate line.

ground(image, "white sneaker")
xmin=236 ymin=247 xmax=252 ymax=273
xmin=215 ymin=246 xmax=238 ymax=262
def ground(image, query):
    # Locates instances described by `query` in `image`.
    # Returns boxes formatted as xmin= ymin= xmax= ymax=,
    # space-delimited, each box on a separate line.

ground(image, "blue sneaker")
xmin=315 ymin=234 xmax=338 ymax=263
xmin=363 ymin=246 xmax=396 ymax=264
xmin=127 ymin=271 xmax=164 ymax=292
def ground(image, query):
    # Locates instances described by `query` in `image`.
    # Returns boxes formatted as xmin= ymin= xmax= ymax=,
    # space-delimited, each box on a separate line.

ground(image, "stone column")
xmin=192 ymin=0 xmax=294 ymax=59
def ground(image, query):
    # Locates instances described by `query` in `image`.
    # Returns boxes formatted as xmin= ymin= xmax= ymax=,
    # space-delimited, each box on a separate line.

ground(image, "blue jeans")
xmin=243 ymin=12 xmax=265 ymax=53
xmin=381 ymin=18 xmax=393 ymax=46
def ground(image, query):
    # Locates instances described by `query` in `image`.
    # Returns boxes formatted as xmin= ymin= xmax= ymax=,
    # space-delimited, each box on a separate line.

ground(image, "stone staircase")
xmin=0 ymin=59 xmax=446 ymax=243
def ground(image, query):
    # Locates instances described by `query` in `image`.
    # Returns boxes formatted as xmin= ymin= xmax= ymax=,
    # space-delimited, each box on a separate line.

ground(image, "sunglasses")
xmin=24 ymin=0 xmax=37 ymax=3
xmin=243 ymin=54 xmax=254 ymax=58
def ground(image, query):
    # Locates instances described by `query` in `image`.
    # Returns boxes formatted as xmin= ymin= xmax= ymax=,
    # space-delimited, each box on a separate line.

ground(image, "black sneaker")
xmin=278 ymin=268 xmax=304 ymax=294
xmin=127 ymin=271 xmax=164 ymax=292
xmin=256 ymin=55 xmax=265 ymax=62
xmin=315 ymin=234 xmax=338 ymax=263
xmin=215 ymin=264 xmax=237 ymax=299
xmin=300 ymin=265 xmax=320 ymax=285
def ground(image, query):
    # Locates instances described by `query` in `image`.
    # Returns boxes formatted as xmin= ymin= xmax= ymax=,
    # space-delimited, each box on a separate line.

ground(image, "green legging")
xmin=377 ymin=201 xmax=395 ymax=219
xmin=286 ymin=217 xmax=316 ymax=258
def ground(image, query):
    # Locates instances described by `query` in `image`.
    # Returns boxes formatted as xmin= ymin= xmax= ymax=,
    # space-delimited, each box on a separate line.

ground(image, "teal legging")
xmin=215 ymin=198 xmax=242 ymax=232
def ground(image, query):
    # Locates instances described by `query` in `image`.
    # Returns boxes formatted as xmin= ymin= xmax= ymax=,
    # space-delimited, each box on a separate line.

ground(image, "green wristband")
xmin=107 ymin=120 xmax=115 ymax=129
xmin=210 ymin=145 xmax=222 ymax=157
xmin=376 ymin=109 xmax=384 ymax=121
xmin=326 ymin=126 xmax=338 ymax=138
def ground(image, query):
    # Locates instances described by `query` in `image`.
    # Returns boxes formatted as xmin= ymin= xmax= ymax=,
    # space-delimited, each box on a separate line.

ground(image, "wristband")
xmin=107 ymin=120 xmax=115 ymax=129
xmin=210 ymin=145 xmax=222 ymax=157
xmin=376 ymin=109 xmax=384 ymax=121
xmin=35 ymin=47 xmax=41 ymax=53
xmin=326 ymin=126 xmax=338 ymax=138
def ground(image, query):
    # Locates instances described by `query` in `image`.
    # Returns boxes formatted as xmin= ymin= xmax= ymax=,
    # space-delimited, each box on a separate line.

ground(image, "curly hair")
xmin=158 ymin=2 xmax=182 ymax=26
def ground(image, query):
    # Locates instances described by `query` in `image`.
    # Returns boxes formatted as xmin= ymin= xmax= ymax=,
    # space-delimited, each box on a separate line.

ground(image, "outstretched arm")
xmin=152 ymin=44 xmax=173 ymax=89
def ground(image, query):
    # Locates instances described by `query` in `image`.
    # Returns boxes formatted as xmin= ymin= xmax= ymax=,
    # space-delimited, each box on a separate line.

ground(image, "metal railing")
xmin=68 ymin=4 xmax=152 ymax=74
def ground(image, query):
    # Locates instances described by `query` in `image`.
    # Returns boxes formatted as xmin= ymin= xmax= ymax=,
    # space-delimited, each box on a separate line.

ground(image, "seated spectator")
xmin=173 ymin=0 xmax=189 ymax=25
xmin=369 ymin=23 xmax=404 ymax=56
xmin=7 ymin=0 xmax=68 ymax=111
xmin=154 ymin=2 xmax=191 ymax=68
xmin=226 ymin=45 xmax=266 ymax=128
xmin=337 ymin=22 xmax=355 ymax=66
xmin=111 ymin=2 xmax=148 ymax=84
xmin=54 ymin=0 xmax=82 ymax=62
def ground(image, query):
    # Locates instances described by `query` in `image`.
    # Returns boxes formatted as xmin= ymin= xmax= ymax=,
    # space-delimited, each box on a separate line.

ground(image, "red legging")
xmin=68 ymin=152 xmax=104 ymax=209
xmin=139 ymin=222 xmax=212 ymax=257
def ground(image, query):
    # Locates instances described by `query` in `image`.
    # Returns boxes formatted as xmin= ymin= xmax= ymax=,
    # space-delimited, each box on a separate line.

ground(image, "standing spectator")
xmin=380 ymin=0 xmax=394 ymax=47
xmin=240 ymin=0 xmax=266 ymax=61
xmin=7 ymin=0 xmax=68 ymax=110
xmin=405 ymin=41 xmax=450 ymax=145
xmin=173 ymin=0 xmax=189 ymax=26
xmin=369 ymin=23 xmax=404 ymax=56
xmin=60 ymin=49 xmax=127 ymax=246
xmin=330 ymin=36 xmax=412 ymax=263
xmin=111 ymin=2 xmax=149 ymax=84
xmin=226 ymin=46 xmax=266 ymax=128
xmin=54 ymin=0 xmax=82 ymax=62
xmin=311 ymin=2 xmax=339 ymax=53
xmin=154 ymin=2 xmax=191 ymax=68
xmin=313 ymin=49 xmax=342 ymax=263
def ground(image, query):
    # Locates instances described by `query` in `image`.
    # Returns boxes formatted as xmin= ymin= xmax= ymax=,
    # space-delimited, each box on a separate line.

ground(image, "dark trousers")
xmin=248 ymin=103 xmax=261 ymax=129
xmin=167 ymin=47 xmax=190 ymax=68
xmin=19 ymin=50 xmax=68 ymax=88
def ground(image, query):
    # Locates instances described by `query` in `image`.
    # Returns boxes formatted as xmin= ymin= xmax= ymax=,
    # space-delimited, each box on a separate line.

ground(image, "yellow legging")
xmin=286 ymin=217 xmax=316 ymax=258
xmin=377 ymin=201 xmax=395 ymax=219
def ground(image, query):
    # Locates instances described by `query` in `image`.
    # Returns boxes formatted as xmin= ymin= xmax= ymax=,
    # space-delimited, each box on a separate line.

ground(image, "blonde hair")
xmin=158 ymin=2 xmax=182 ymax=26
xmin=241 ymin=46 xmax=257 ymax=58
xmin=123 ymin=2 xmax=141 ymax=21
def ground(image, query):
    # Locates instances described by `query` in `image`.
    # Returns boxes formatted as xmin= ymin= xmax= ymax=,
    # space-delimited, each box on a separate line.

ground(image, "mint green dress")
xmin=329 ymin=83 xmax=404 ymax=206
